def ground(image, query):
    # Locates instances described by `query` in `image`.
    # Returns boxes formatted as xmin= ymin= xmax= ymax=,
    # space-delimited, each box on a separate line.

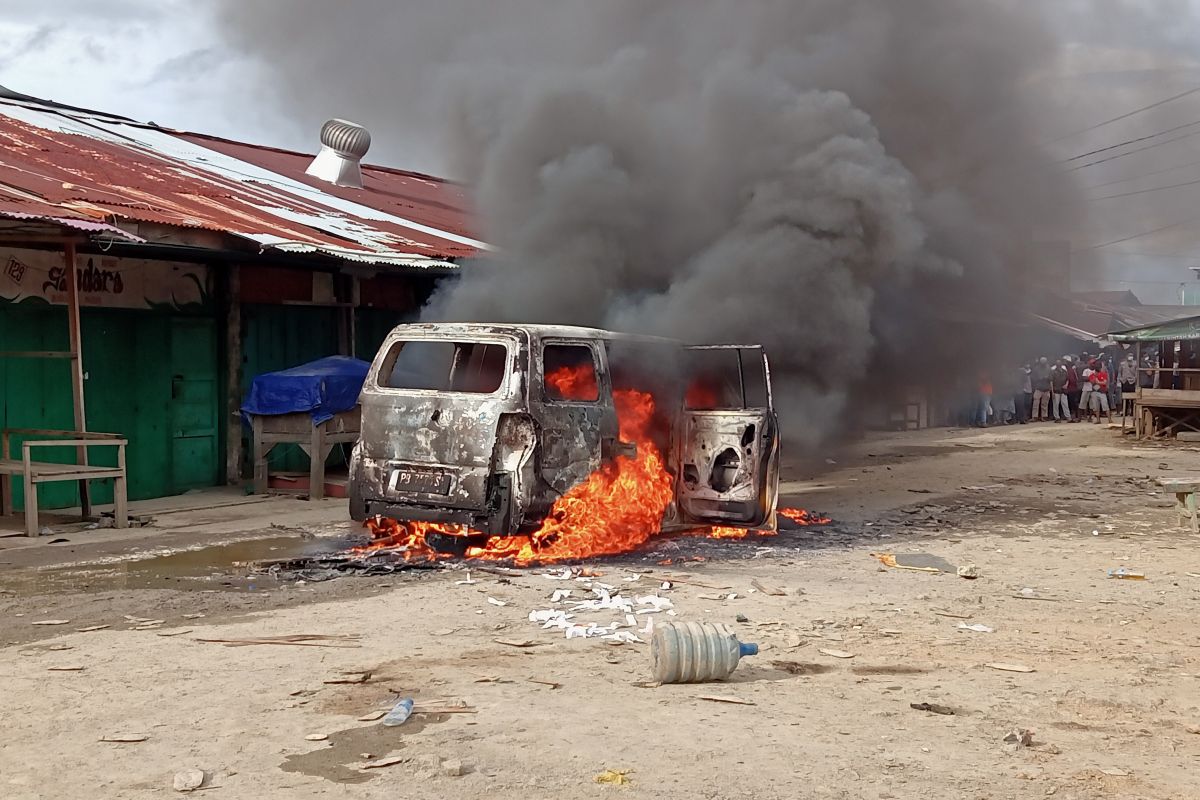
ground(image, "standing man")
xmin=1050 ymin=358 xmax=1070 ymax=422
xmin=1031 ymin=357 xmax=1052 ymax=421
xmin=1117 ymin=353 xmax=1138 ymax=416
xmin=1090 ymin=360 xmax=1112 ymax=423
xmin=1064 ymin=356 xmax=1081 ymax=422
xmin=1080 ymin=359 xmax=1095 ymax=422
xmin=977 ymin=370 xmax=993 ymax=427
xmin=1015 ymin=363 xmax=1032 ymax=424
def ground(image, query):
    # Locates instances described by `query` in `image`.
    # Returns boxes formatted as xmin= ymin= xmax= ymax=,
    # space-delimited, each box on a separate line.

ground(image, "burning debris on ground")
xmin=252 ymin=509 xmax=835 ymax=583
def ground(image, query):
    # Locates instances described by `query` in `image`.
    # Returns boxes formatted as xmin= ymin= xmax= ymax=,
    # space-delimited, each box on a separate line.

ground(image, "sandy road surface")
xmin=1 ymin=422 xmax=1198 ymax=799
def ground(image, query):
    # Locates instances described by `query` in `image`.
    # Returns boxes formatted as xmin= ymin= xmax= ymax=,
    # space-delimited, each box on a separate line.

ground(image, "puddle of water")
xmin=0 ymin=536 xmax=349 ymax=595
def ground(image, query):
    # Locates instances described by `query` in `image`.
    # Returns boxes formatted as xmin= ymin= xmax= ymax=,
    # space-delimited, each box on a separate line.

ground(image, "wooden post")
xmin=64 ymin=241 xmax=91 ymax=517
xmin=225 ymin=263 xmax=242 ymax=485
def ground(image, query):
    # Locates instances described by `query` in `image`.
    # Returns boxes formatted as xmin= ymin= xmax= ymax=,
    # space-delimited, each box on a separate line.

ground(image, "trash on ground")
xmin=956 ymin=563 xmax=980 ymax=579
xmin=382 ymin=697 xmax=414 ymax=727
xmin=984 ymin=662 xmax=1035 ymax=673
xmin=594 ymin=769 xmax=633 ymax=785
xmin=698 ymin=695 xmax=756 ymax=705
xmin=910 ymin=702 xmax=955 ymax=715
xmin=735 ymin=613 xmax=749 ymax=623
xmin=872 ymin=552 xmax=958 ymax=574
xmin=956 ymin=623 xmax=994 ymax=633
xmin=304 ymin=733 xmax=329 ymax=741
xmin=360 ymin=755 xmax=406 ymax=770
xmin=48 ymin=644 xmax=72 ymax=651
xmin=198 ymin=634 xmax=362 ymax=648
xmin=818 ymin=648 xmax=855 ymax=659
xmin=323 ymin=670 xmax=372 ymax=685
xmin=650 ymin=621 xmax=758 ymax=683
xmin=1107 ymin=568 xmax=1146 ymax=580
xmin=455 ymin=571 xmax=476 ymax=585
xmin=487 ymin=596 xmax=508 ymax=606
xmin=357 ymin=710 xmax=387 ymax=721
xmin=528 ymin=678 xmax=562 ymax=689
xmin=100 ymin=733 xmax=149 ymax=743
xmin=495 ymin=638 xmax=543 ymax=648
xmin=751 ymin=579 xmax=786 ymax=596
xmin=172 ymin=769 xmax=206 ymax=792
xmin=550 ymin=589 xmax=572 ymax=602
xmin=47 ymin=665 xmax=86 ymax=671
xmin=181 ymin=613 xmax=206 ymax=620
xmin=76 ymin=625 xmax=110 ymax=632
xmin=1003 ymin=729 xmax=1034 ymax=747
xmin=156 ymin=629 xmax=193 ymax=637
xmin=933 ymin=609 xmax=973 ymax=619
xmin=30 ymin=619 xmax=71 ymax=626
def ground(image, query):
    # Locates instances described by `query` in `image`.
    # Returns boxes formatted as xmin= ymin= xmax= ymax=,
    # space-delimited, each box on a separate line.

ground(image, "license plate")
xmin=389 ymin=468 xmax=452 ymax=496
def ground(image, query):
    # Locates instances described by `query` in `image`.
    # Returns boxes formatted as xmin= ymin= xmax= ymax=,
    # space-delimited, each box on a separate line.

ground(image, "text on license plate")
xmin=389 ymin=468 xmax=452 ymax=495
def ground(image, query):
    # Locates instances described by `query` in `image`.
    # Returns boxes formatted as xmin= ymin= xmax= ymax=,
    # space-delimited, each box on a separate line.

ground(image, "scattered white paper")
xmin=550 ymin=589 xmax=572 ymax=602
xmin=487 ymin=597 xmax=507 ymax=607
xmin=956 ymin=623 xmax=994 ymax=633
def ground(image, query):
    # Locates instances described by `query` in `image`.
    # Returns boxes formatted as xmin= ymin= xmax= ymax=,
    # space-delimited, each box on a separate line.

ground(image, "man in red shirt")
xmin=1089 ymin=361 xmax=1112 ymax=423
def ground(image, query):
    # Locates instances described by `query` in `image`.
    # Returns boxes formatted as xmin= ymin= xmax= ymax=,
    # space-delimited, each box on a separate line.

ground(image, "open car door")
xmin=676 ymin=345 xmax=780 ymax=528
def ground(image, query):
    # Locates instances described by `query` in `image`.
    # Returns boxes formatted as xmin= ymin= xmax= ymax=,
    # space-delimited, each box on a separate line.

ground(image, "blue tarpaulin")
xmin=241 ymin=356 xmax=370 ymax=425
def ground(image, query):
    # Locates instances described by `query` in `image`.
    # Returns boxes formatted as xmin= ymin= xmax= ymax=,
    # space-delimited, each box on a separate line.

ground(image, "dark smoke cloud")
xmin=213 ymin=1 xmax=1098 ymax=443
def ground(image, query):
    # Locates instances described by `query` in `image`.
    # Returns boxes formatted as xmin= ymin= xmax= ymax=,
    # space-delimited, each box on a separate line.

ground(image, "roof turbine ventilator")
xmin=304 ymin=119 xmax=372 ymax=188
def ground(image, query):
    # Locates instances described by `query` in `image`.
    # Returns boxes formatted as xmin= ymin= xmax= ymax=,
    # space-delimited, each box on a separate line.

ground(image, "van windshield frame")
xmin=374 ymin=337 xmax=513 ymax=396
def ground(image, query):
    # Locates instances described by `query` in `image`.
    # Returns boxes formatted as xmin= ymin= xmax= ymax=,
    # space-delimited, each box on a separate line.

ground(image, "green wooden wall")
xmin=1 ymin=303 xmax=220 ymax=511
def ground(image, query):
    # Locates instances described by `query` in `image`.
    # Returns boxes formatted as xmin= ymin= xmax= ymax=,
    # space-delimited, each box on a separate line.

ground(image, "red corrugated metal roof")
xmin=0 ymin=97 xmax=485 ymax=267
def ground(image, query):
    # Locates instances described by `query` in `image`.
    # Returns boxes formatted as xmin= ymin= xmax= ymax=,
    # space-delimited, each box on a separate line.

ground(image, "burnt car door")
xmin=531 ymin=339 xmax=617 ymax=499
xmin=675 ymin=345 xmax=780 ymax=528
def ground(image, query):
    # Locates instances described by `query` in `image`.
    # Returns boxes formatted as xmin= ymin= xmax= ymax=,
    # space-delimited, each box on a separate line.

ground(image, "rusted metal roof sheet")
xmin=0 ymin=97 xmax=487 ymax=268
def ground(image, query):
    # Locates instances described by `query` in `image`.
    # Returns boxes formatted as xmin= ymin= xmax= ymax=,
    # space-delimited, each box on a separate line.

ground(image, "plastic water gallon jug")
xmin=650 ymin=621 xmax=759 ymax=683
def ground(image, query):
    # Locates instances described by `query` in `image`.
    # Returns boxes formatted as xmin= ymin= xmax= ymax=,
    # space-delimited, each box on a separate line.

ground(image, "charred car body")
xmin=349 ymin=323 xmax=780 ymax=539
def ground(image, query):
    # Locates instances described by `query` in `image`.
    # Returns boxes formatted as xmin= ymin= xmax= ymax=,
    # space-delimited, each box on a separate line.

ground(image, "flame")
xmin=780 ymin=507 xmax=831 ymax=525
xmin=685 ymin=380 xmax=720 ymax=409
xmin=545 ymin=362 xmax=599 ymax=401
xmin=359 ymin=367 xmax=828 ymax=564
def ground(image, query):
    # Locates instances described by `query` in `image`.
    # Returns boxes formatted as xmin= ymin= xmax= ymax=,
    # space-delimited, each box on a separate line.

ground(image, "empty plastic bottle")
xmin=382 ymin=697 xmax=414 ymax=727
xmin=650 ymin=621 xmax=758 ymax=683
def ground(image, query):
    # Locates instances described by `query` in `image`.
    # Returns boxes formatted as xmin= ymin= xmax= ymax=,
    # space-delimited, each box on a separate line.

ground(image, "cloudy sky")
xmin=5 ymin=0 xmax=1200 ymax=302
xmin=0 ymin=0 xmax=307 ymax=149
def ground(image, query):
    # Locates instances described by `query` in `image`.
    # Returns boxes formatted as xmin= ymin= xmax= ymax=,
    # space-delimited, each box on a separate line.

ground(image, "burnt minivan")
xmin=349 ymin=323 xmax=780 ymax=538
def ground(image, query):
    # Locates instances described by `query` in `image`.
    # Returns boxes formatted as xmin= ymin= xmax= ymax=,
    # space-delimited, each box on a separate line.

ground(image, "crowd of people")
xmin=969 ymin=351 xmax=1139 ymax=427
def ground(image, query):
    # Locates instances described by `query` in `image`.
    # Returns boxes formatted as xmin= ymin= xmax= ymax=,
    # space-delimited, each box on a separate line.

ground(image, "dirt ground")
xmin=1 ymin=422 xmax=1198 ymax=800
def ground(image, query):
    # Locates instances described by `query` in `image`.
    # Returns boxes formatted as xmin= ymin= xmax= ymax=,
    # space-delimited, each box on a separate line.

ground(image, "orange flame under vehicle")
xmin=348 ymin=323 xmax=783 ymax=561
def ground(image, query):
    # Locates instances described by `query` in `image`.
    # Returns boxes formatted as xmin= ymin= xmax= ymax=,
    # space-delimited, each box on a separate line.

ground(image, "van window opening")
xmin=544 ymin=344 xmax=600 ymax=402
xmin=380 ymin=340 xmax=508 ymax=393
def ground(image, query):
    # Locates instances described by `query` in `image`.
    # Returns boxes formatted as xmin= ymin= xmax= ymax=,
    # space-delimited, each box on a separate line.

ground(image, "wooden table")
xmin=1158 ymin=477 xmax=1200 ymax=533
xmin=1134 ymin=389 xmax=1200 ymax=439
xmin=0 ymin=429 xmax=128 ymax=536
xmin=249 ymin=409 xmax=360 ymax=500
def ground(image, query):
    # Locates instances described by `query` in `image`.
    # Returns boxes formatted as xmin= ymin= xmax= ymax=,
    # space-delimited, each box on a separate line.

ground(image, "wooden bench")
xmin=0 ymin=429 xmax=128 ymax=537
xmin=1157 ymin=477 xmax=1200 ymax=534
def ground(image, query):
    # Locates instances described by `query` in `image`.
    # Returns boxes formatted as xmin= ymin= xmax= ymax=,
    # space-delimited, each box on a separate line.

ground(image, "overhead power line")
xmin=1066 ymin=129 xmax=1200 ymax=171
xmin=1060 ymin=117 xmax=1200 ymax=163
xmin=1089 ymin=176 xmax=1200 ymax=201
xmin=1050 ymin=85 xmax=1200 ymax=143
xmin=1075 ymin=214 xmax=1200 ymax=252
xmin=1085 ymin=156 xmax=1200 ymax=190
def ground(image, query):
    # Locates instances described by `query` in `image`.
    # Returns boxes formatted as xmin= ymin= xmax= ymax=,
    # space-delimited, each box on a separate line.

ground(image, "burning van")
xmin=348 ymin=323 xmax=780 ymax=560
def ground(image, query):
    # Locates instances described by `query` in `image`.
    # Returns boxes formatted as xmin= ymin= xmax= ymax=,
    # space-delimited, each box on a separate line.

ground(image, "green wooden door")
xmin=169 ymin=317 xmax=219 ymax=491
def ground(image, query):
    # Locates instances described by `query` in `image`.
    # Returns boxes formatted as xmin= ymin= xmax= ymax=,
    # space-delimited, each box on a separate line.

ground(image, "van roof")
xmin=386 ymin=322 xmax=681 ymax=345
